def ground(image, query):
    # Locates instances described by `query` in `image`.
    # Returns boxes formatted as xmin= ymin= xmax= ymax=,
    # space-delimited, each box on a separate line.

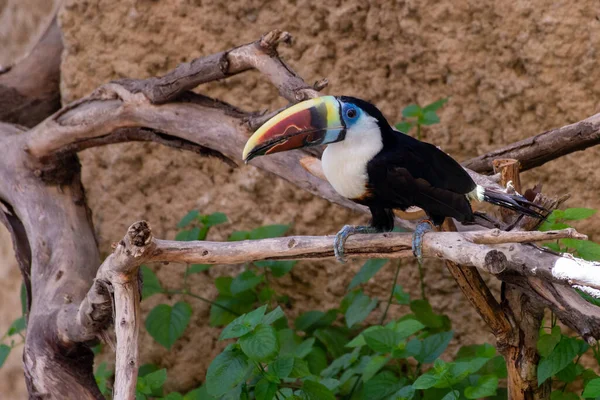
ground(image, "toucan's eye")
xmin=346 ymin=108 xmax=357 ymax=118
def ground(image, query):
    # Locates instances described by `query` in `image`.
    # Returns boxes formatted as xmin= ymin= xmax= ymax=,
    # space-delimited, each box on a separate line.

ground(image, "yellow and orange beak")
xmin=243 ymin=96 xmax=346 ymax=162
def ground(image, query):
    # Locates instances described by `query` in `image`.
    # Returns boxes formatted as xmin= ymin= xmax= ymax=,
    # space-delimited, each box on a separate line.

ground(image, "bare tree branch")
xmin=463 ymin=113 xmax=600 ymax=174
xmin=0 ymin=17 xmax=62 ymax=127
xmin=116 ymin=30 xmax=321 ymax=105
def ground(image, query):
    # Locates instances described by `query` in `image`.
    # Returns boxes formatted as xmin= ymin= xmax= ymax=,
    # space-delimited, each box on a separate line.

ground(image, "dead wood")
xmin=0 ymin=17 xmax=63 ymax=127
xmin=1 ymin=27 xmax=600 ymax=400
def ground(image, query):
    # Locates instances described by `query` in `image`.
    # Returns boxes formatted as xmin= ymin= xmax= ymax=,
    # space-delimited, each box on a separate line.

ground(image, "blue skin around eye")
xmin=341 ymin=102 xmax=361 ymax=127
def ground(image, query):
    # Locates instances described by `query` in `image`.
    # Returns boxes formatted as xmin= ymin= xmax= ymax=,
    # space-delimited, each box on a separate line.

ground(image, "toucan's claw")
xmin=333 ymin=225 xmax=379 ymax=263
xmin=412 ymin=220 xmax=434 ymax=262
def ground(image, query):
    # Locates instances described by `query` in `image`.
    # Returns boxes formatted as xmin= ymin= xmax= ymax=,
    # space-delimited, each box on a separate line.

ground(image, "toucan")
xmin=242 ymin=96 xmax=545 ymax=262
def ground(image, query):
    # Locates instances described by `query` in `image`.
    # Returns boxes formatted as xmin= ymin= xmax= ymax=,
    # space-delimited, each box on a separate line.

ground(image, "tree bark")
xmin=1 ymin=27 xmax=600 ymax=399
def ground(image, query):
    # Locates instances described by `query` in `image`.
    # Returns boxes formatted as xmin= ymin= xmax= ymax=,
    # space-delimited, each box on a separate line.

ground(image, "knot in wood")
xmin=128 ymin=221 xmax=152 ymax=247
xmin=485 ymin=250 xmax=508 ymax=274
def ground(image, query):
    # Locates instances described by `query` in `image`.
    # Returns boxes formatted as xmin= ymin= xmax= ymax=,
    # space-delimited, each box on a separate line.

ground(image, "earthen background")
xmin=1 ymin=0 xmax=599 ymax=397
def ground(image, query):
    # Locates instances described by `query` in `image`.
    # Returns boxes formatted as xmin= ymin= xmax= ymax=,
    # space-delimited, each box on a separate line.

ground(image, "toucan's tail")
xmin=482 ymin=188 xmax=547 ymax=219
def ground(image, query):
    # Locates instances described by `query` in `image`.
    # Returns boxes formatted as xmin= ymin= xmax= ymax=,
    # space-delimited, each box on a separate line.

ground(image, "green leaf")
xmin=175 ymin=227 xmax=201 ymax=241
xmin=538 ymin=336 xmax=581 ymax=384
xmin=270 ymin=355 xmax=294 ymax=378
xmin=138 ymin=363 xmax=160 ymax=377
xmin=464 ymin=375 xmax=498 ymax=399
xmin=394 ymin=319 xmax=425 ymax=339
xmin=7 ymin=316 xmax=26 ymax=336
xmin=362 ymin=355 xmax=390 ymax=382
xmin=255 ymin=378 xmax=278 ymax=400
xmin=441 ymin=390 xmax=460 ymax=400
xmin=413 ymin=372 xmax=439 ymax=390
xmin=423 ymin=98 xmax=448 ymax=113
xmin=402 ymin=104 xmax=422 ymax=118
xmin=348 ymin=259 xmax=388 ymax=290
xmin=393 ymin=385 xmax=415 ymax=400
xmin=262 ymin=306 xmax=285 ymax=325
xmin=215 ymin=277 xmax=233 ymax=295
xmin=363 ymin=328 xmax=401 ymax=353
xmin=556 ymin=362 xmax=584 ymax=383
xmin=295 ymin=310 xmax=336 ymax=332
xmin=416 ymin=331 xmax=454 ymax=363
xmin=313 ymin=327 xmax=350 ymax=358
xmin=362 ymin=370 xmax=402 ymax=399
xmin=249 ymin=225 xmax=289 ymax=240
xmin=141 ymin=265 xmax=163 ymax=299
xmin=537 ymin=326 xmax=561 ymax=357
xmin=393 ymin=285 xmax=411 ymax=305
xmin=230 ymin=270 xmax=263 ymax=295
xmin=161 ymin=393 xmax=184 ymax=400
xmin=550 ymin=391 xmax=580 ymax=400
xmin=539 ymin=221 xmax=571 ymax=232
xmin=290 ymin=357 xmax=312 ymax=378
xmin=410 ymin=299 xmax=445 ymax=329
xmin=206 ymin=348 xmax=250 ymax=397
xmin=561 ymin=239 xmax=600 ymax=261
xmin=145 ymin=302 xmax=192 ymax=349
xmin=306 ymin=346 xmax=328 ymax=375
xmin=393 ymin=338 xmax=422 ymax=359
xmin=294 ymin=337 xmax=315 ymax=358
xmin=209 ymin=292 xmax=256 ymax=327
xmin=345 ymin=291 xmax=378 ymax=328
xmin=300 ymin=380 xmax=335 ymax=400
xmin=183 ymin=387 xmax=207 ymax=400
xmin=420 ymin=111 xmax=440 ymax=126
xmin=20 ymin=283 xmax=27 ymax=315
xmin=203 ymin=212 xmax=228 ymax=227
xmin=187 ymin=264 xmax=210 ymax=275
xmin=255 ymin=260 xmax=297 ymax=277
xmin=563 ymin=208 xmax=597 ymax=220
xmin=239 ymin=323 xmax=279 ymax=362
xmin=219 ymin=305 xmax=267 ymax=340
xmin=395 ymin=121 xmax=413 ymax=133
xmin=94 ymin=362 xmax=112 ymax=396
xmin=228 ymin=231 xmax=250 ymax=241
xmin=583 ymin=378 xmax=600 ymax=398
xmin=144 ymin=368 xmax=167 ymax=391
xmin=178 ymin=210 xmax=200 ymax=228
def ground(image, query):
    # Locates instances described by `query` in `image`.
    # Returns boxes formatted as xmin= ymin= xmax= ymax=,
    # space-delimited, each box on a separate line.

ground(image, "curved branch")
xmin=0 ymin=17 xmax=62 ymax=127
xmin=115 ymin=30 xmax=320 ymax=105
xmin=463 ymin=113 xmax=600 ymax=174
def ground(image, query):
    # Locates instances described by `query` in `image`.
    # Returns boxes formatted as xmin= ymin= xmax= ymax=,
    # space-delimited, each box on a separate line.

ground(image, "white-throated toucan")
xmin=243 ymin=96 xmax=545 ymax=262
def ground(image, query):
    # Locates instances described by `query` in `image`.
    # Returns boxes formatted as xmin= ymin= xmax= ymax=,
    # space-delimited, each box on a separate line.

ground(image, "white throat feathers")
xmin=321 ymin=114 xmax=383 ymax=199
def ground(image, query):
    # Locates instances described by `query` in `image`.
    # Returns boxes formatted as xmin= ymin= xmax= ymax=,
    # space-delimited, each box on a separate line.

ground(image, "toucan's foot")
xmin=334 ymin=225 xmax=379 ymax=263
xmin=412 ymin=220 xmax=434 ymax=262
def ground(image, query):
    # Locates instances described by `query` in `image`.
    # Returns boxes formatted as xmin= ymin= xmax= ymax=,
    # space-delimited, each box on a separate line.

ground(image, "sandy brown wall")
xmin=1 ymin=0 xmax=599 ymax=397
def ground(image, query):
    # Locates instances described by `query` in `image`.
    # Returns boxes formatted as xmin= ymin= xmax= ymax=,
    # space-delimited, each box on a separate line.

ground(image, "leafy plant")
xmin=65 ymin=206 xmax=600 ymax=398
xmin=0 ymin=283 xmax=27 ymax=368
xmin=395 ymin=98 xmax=448 ymax=140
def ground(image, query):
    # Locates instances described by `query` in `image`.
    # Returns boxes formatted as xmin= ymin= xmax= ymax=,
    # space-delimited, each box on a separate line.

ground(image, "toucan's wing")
xmin=367 ymin=161 xmax=473 ymax=222
xmin=391 ymin=130 xmax=476 ymax=195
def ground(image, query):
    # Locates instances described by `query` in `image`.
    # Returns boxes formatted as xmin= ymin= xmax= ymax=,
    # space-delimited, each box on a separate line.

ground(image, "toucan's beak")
xmin=243 ymin=96 xmax=345 ymax=162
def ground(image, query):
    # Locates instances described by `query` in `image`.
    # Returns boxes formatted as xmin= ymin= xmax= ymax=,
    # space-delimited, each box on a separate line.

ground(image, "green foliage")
xmin=145 ymin=302 xmax=192 ymax=349
xmin=80 ymin=208 xmax=600 ymax=399
xmin=395 ymin=98 xmax=448 ymax=140
xmin=540 ymin=208 xmax=600 ymax=262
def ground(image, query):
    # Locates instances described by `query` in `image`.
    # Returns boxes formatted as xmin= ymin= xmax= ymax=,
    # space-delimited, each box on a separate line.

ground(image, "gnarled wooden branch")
xmin=0 ymin=17 xmax=62 ymax=127
xmin=463 ymin=113 xmax=600 ymax=174
xmin=71 ymin=224 xmax=599 ymax=349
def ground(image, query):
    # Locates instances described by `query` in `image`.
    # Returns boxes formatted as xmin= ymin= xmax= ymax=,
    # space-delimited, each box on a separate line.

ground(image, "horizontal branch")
xmin=463 ymin=113 xmax=600 ymax=174
xmin=71 ymin=222 xmax=600 ymax=350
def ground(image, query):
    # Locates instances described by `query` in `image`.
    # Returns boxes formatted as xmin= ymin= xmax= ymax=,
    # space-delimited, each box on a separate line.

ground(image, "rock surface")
xmin=1 ymin=0 xmax=599 ymax=397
